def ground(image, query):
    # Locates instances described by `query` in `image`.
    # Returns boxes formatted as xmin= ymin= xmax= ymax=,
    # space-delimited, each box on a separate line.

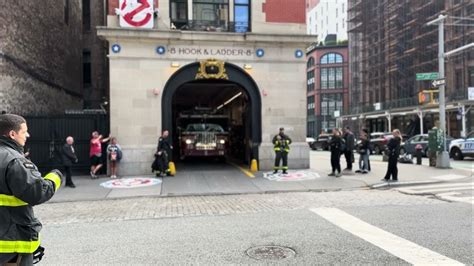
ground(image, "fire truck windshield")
xmin=185 ymin=123 xmax=225 ymax=133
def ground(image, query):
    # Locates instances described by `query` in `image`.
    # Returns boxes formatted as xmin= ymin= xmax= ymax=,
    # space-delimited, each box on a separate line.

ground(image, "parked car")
xmin=369 ymin=132 xmax=394 ymax=155
xmin=311 ymin=134 xmax=332 ymax=151
xmin=400 ymin=134 xmax=453 ymax=157
xmin=306 ymin=137 xmax=316 ymax=148
xmin=449 ymin=131 xmax=474 ymax=160
xmin=400 ymin=134 xmax=429 ymax=156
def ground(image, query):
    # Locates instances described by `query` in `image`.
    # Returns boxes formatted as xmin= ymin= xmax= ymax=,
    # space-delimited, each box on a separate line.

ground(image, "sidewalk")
xmin=48 ymin=152 xmax=471 ymax=203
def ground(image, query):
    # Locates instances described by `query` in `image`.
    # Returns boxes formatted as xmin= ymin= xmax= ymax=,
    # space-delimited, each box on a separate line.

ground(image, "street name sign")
xmin=416 ymin=72 xmax=439 ymax=80
xmin=432 ymin=78 xmax=445 ymax=87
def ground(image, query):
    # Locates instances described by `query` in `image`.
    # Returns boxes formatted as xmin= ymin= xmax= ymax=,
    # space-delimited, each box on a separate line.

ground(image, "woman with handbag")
xmin=107 ymin=137 xmax=122 ymax=179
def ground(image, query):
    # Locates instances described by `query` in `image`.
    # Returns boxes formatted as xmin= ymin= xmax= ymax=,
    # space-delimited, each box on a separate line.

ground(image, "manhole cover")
xmin=246 ymin=245 xmax=296 ymax=260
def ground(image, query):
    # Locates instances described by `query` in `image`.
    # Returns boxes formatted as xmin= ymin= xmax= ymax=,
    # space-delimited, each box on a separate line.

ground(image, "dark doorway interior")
xmin=162 ymin=62 xmax=262 ymax=167
xmin=171 ymin=80 xmax=251 ymax=164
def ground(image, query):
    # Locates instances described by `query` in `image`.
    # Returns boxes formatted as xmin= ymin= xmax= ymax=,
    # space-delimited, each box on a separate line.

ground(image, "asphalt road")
xmin=36 ymin=190 xmax=472 ymax=265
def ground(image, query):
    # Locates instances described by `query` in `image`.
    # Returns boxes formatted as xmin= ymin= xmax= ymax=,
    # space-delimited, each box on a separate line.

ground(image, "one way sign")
xmin=432 ymin=78 xmax=445 ymax=87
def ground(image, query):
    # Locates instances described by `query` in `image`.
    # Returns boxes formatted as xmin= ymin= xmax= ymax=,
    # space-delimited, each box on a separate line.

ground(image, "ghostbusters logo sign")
xmin=116 ymin=0 xmax=154 ymax=28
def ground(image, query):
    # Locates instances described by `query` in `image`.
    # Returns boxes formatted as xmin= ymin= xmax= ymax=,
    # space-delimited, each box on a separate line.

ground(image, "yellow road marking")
xmin=228 ymin=162 xmax=255 ymax=178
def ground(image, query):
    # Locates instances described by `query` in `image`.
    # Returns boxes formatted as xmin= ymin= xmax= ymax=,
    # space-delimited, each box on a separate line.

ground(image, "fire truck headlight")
xmin=219 ymin=139 xmax=226 ymax=144
xmin=185 ymin=139 xmax=193 ymax=144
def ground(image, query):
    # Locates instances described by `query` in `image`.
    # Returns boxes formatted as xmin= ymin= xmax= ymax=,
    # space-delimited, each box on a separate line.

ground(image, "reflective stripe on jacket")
xmin=272 ymin=134 xmax=292 ymax=152
xmin=0 ymin=137 xmax=59 ymax=254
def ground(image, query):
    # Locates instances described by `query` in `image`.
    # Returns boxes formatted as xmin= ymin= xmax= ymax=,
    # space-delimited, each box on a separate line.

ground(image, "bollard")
xmin=250 ymin=159 xmax=258 ymax=172
xmin=168 ymin=161 xmax=176 ymax=176
xmin=415 ymin=144 xmax=423 ymax=165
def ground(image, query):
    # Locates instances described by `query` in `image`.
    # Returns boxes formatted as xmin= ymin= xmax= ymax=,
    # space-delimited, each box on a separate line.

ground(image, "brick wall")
xmin=262 ymin=0 xmax=306 ymax=24
xmin=0 ymin=0 xmax=83 ymax=115
xmin=108 ymin=0 xmax=159 ymax=15
xmin=83 ymin=0 xmax=109 ymax=109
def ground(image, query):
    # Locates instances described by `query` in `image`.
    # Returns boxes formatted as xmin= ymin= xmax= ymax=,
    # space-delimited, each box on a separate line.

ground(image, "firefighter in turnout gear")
xmin=0 ymin=114 xmax=63 ymax=265
xmin=272 ymin=128 xmax=292 ymax=174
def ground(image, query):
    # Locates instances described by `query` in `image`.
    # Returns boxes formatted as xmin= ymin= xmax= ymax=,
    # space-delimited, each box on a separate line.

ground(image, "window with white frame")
xmin=307 ymin=96 xmax=315 ymax=115
xmin=321 ymin=67 xmax=343 ymax=89
xmin=321 ymin=94 xmax=343 ymax=117
xmin=234 ymin=0 xmax=250 ymax=32
xmin=193 ymin=0 xmax=229 ymax=28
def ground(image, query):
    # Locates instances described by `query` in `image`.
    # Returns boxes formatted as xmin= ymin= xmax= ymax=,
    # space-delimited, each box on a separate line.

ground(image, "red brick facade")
xmin=306 ymin=45 xmax=350 ymax=135
xmin=306 ymin=0 xmax=320 ymax=11
xmin=108 ymin=0 xmax=159 ymax=15
xmin=262 ymin=0 xmax=306 ymax=24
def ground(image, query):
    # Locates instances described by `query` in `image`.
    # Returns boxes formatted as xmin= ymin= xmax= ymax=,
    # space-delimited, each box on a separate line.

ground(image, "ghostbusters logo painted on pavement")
xmin=263 ymin=171 xmax=321 ymax=182
xmin=100 ymin=177 xmax=161 ymax=189
xmin=116 ymin=0 xmax=154 ymax=28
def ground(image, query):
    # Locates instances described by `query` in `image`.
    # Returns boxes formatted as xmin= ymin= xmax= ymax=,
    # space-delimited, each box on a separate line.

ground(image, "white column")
xmin=229 ymin=0 xmax=234 ymax=22
xmin=418 ymin=108 xmax=424 ymax=134
xmin=461 ymin=105 xmax=467 ymax=137
xmin=187 ymin=0 xmax=192 ymax=21
xmin=386 ymin=112 xmax=392 ymax=132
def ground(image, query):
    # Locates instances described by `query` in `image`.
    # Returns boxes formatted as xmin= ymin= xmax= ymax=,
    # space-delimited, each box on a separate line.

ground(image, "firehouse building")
xmin=98 ymin=0 xmax=313 ymax=175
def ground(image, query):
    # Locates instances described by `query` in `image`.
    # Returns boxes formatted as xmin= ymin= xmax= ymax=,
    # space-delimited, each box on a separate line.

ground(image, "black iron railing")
xmin=171 ymin=20 xmax=248 ymax=33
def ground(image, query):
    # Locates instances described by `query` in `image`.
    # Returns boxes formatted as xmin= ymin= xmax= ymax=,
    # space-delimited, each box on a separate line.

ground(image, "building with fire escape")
xmin=345 ymin=0 xmax=474 ymax=138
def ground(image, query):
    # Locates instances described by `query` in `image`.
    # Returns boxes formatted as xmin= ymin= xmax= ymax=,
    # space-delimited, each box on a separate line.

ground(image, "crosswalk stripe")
xmin=437 ymin=192 xmax=474 ymax=205
xmin=398 ymin=182 xmax=473 ymax=191
xmin=310 ymin=208 xmax=464 ymax=265
xmin=310 ymin=208 xmax=463 ymax=265
xmin=406 ymin=186 xmax=473 ymax=194
xmin=433 ymin=174 xmax=470 ymax=181
xmin=397 ymin=182 xmax=473 ymax=195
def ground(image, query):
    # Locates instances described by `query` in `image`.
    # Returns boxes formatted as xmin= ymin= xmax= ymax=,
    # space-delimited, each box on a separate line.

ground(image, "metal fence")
xmin=24 ymin=114 xmax=109 ymax=175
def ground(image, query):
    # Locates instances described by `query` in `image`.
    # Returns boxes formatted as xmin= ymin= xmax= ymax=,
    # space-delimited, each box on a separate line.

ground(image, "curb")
xmin=369 ymin=180 xmax=444 ymax=189
xmin=46 ymin=187 xmax=359 ymax=204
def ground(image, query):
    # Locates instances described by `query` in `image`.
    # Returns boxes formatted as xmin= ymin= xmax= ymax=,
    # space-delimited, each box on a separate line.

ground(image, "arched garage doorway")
xmin=162 ymin=60 xmax=262 ymax=165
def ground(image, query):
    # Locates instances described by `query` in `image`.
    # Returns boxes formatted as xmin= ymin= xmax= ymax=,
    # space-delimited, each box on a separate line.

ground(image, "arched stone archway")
xmin=161 ymin=61 xmax=262 ymax=161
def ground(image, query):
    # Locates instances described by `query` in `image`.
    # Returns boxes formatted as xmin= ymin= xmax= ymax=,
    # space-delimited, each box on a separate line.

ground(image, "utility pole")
xmin=427 ymin=14 xmax=474 ymax=167
xmin=427 ymin=14 xmax=450 ymax=168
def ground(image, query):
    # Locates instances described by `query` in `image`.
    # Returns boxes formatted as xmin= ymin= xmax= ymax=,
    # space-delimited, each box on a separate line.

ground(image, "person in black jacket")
xmin=328 ymin=128 xmax=343 ymax=177
xmin=355 ymin=131 xmax=370 ymax=174
xmin=362 ymin=128 xmax=371 ymax=171
xmin=382 ymin=129 xmax=402 ymax=182
xmin=62 ymin=136 xmax=78 ymax=188
xmin=0 ymin=114 xmax=63 ymax=265
xmin=152 ymin=130 xmax=173 ymax=177
xmin=343 ymin=126 xmax=355 ymax=172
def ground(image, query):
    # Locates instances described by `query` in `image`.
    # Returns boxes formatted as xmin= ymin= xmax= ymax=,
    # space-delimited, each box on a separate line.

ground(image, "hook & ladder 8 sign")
xmin=116 ymin=0 xmax=154 ymax=28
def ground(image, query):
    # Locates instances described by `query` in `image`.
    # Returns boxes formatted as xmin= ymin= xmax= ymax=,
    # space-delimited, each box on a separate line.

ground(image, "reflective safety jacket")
xmin=272 ymin=134 xmax=292 ymax=152
xmin=0 ymin=137 xmax=61 ymax=254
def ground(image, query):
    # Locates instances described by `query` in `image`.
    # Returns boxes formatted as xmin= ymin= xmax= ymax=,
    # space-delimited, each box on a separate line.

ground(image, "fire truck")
xmin=177 ymin=108 xmax=230 ymax=160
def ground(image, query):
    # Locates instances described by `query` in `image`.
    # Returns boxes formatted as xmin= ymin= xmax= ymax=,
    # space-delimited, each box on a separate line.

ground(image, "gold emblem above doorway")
xmin=195 ymin=59 xmax=228 ymax=80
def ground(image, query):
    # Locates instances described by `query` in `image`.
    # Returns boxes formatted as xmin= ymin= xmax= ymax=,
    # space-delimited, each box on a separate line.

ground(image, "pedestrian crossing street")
xmin=396 ymin=180 xmax=474 ymax=204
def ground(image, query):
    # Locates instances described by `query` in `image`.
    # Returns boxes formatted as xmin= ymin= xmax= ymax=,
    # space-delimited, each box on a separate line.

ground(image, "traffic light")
xmin=418 ymin=91 xmax=426 ymax=104
xmin=418 ymin=89 xmax=438 ymax=105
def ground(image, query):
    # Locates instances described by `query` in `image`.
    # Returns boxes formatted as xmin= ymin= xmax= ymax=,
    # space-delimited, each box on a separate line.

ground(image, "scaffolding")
xmin=347 ymin=0 xmax=474 ymax=137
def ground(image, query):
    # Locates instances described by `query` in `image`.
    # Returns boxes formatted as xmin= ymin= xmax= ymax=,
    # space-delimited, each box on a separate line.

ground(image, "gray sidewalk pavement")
xmin=48 ymin=151 xmax=471 ymax=203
